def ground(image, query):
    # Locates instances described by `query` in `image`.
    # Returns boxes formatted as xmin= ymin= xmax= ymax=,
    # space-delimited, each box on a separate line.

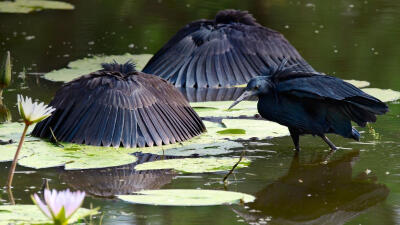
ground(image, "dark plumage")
xmin=229 ymin=59 xmax=389 ymax=150
xmin=142 ymin=9 xmax=314 ymax=88
xmin=32 ymin=61 xmax=206 ymax=148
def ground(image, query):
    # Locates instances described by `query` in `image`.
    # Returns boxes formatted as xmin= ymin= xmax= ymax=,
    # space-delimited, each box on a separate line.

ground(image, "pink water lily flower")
xmin=32 ymin=189 xmax=85 ymax=222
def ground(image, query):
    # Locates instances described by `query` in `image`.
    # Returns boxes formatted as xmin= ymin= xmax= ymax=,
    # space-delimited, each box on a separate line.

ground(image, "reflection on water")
xmin=1 ymin=0 xmax=400 ymax=224
xmin=60 ymin=153 xmax=176 ymax=198
xmin=234 ymin=150 xmax=389 ymax=225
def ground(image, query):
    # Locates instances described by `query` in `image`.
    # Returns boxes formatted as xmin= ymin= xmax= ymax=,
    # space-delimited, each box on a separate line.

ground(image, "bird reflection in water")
xmin=60 ymin=153 xmax=177 ymax=198
xmin=233 ymin=150 xmax=389 ymax=225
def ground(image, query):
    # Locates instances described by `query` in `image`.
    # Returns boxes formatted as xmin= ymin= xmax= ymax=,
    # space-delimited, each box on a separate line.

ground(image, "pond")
xmin=1 ymin=0 xmax=400 ymax=224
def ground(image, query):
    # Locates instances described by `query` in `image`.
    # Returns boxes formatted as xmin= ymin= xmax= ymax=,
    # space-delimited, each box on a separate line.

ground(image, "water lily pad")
xmin=345 ymin=80 xmax=370 ymax=88
xmin=0 ymin=204 xmax=97 ymax=225
xmin=117 ymin=189 xmax=255 ymax=206
xmin=0 ymin=117 xmax=278 ymax=170
xmin=0 ymin=122 xmax=243 ymax=170
xmin=191 ymin=101 xmax=258 ymax=117
xmin=362 ymin=88 xmax=400 ymax=102
xmin=0 ymin=0 xmax=74 ymax=14
xmin=221 ymin=119 xmax=289 ymax=140
xmin=0 ymin=140 xmax=138 ymax=170
xmin=134 ymin=157 xmax=250 ymax=173
xmin=43 ymin=53 xmax=153 ymax=82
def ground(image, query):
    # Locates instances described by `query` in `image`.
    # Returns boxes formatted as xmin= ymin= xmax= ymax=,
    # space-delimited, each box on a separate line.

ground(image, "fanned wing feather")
xmin=32 ymin=71 xmax=206 ymax=148
xmin=142 ymin=15 xmax=314 ymax=88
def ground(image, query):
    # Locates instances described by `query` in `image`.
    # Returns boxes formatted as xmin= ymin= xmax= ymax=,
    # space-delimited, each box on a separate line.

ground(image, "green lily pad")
xmin=43 ymin=54 xmax=153 ymax=82
xmin=0 ymin=122 xmax=244 ymax=169
xmin=0 ymin=0 xmax=74 ymax=14
xmin=117 ymin=189 xmax=255 ymax=206
xmin=0 ymin=204 xmax=97 ymax=225
xmin=361 ymin=88 xmax=400 ymax=102
xmin=191 ymin=101 xmax=258 ymax=117
xmin=0 ymin=140 xmax=138 ymax=170
xmin=221 ymin=119 xmax=289 ymax=140
xmin=345 ymin=80 xmax=370 ymax=88
xmin=134 ymin=157 xmax=250 ymax=173
xmin=0 ymin=117 xmax=281 ymax=170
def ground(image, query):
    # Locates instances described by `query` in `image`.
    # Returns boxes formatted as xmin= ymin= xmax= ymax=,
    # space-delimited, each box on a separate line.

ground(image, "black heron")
xmin=142 ymin=9 xmax=315 ymax=88
xmin=32 ymin=61 xmax=206 ymax=148
xmin=229 ymin=60 xmax=389 ymax=150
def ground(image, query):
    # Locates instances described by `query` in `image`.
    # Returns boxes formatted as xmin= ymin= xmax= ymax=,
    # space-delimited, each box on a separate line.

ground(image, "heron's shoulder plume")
xmin=101 ymin=60 xmax=137 ymax=75
xmin=215 ymin=9 xmax=259 ymax=26
xmin=269 ymin=58 xmax=317 ymax=82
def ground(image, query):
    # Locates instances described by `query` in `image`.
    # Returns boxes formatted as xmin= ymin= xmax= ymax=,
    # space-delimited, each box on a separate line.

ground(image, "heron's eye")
xmin=254 ymin=86 xmax=259 ymax=90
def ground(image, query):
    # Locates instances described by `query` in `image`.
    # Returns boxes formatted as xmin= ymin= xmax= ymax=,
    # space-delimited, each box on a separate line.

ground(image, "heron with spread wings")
xmin=229 ymin=60 xmax=388 ymax=150
xmin=32 ymin=62 xmax=206 ymax=148
xmin=143 ymin=9 xmax=314 ymax=88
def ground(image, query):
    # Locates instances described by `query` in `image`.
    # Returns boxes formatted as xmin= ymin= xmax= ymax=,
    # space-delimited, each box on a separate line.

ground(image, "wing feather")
xmin=32 ymin=71 xmax=205 ymax=147
xmin=143 ymin=19 xmax=315 ymax=88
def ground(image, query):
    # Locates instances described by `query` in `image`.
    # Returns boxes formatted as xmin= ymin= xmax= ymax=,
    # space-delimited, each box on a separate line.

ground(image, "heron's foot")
xmin=320 ymin=135 xmax=337 ymax=151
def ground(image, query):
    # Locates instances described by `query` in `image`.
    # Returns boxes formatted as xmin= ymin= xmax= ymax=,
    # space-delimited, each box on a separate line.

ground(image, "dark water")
xmin=1 ymin=0 xmax=400 ymax=224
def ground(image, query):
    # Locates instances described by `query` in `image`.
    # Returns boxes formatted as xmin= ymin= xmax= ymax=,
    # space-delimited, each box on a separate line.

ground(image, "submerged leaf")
xmin=362 ymin=88 xmax=400 ymax=102
xmin=217 ymin=129 xmax=246 ymax=135
xmin=0 ymin=0 xmax=74 ymax=14
xmin=0 ymin=205 xmax=97 ymax=224
xmin=43 ymin=54 xmax=153 ymax=82
xmin=134 ymin=157 xmax=250 ymax=173
xmin=118 ymin=189 xmax=255 ymax=206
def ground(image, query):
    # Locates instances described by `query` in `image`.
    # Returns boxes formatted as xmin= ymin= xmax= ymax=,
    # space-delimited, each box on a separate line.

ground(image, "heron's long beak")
xmin=228 ymin=90 xmax=255 ymax=110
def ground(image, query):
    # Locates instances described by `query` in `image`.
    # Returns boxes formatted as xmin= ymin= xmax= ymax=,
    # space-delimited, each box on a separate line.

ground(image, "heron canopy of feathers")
xmin=32 ymin=61 xmax=206 ymax=148
xmin=143 ymin=9 xmax=315 ymax=88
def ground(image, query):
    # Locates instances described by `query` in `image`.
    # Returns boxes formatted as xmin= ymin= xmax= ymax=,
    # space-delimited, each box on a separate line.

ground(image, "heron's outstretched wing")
xmin=143 ymin=20 xmax=314 ymax=88
xmin=32 ymin=71 xmax=205 ymax=148
xmin=276 ymin=73 xmax=388 ymax=126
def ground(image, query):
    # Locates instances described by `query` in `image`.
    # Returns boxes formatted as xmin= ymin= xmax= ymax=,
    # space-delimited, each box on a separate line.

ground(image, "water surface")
xmin=1 ymin=0 xmax=400 ymax=224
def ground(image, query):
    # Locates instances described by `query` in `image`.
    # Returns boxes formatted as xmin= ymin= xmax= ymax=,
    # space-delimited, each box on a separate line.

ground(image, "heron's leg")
xmin=289 ymin=127 xmax=300 ymax=151
xmin=320 ymin=135 xmax=337 ymax=151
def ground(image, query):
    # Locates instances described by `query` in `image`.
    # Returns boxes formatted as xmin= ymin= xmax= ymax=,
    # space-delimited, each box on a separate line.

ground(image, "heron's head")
xmin=228 ymin=76 xmax=273 ymax=109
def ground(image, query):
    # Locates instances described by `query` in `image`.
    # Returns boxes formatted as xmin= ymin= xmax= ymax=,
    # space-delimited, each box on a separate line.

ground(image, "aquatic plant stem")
xmin=6 ymin=124 xmax=29 ymax=189
xmin=6 ymin=187 xmax=15 ymax=205
xmin=223 ymin=150 xmax=245 ymax=183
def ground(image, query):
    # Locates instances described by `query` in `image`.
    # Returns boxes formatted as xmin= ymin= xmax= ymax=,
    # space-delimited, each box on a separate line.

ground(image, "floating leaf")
xmin=43 ymin=54 xmax=152 ymax=82
xmin=0 ymin=140 xmax=138 ymax=170
xmin=191 ymin=101 xmax=258 ymax=117
xmin=134 ymin=157 xmax=250 ymax=173
xmin=0 ymin=204 xmax=97 ymax=225
xmin=0 ymin=122 xmax=243 ymax=169
xmin=362 ymin=88 xmax=400 ymax=102
xmin=221 ymin=119 xmax=289 ymax=140
xmin=117 ymin=189 xmax=255 ymax=206
xmin=345 ymin=80 xmax=370 ymax=88
xmin=0 ymin=0 xmax=74 ymax=14
xmin=0 ymin=116 xmax=283 ymax=170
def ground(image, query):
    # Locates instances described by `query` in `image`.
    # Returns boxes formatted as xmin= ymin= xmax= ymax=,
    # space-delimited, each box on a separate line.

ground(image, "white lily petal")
xmin=32 ymin=193 xmax=52 ymax=218
xmin=35 ymin=189 xmax=86 ymax=221
xmin=17 ymin=95 xmax=55 ymax=124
